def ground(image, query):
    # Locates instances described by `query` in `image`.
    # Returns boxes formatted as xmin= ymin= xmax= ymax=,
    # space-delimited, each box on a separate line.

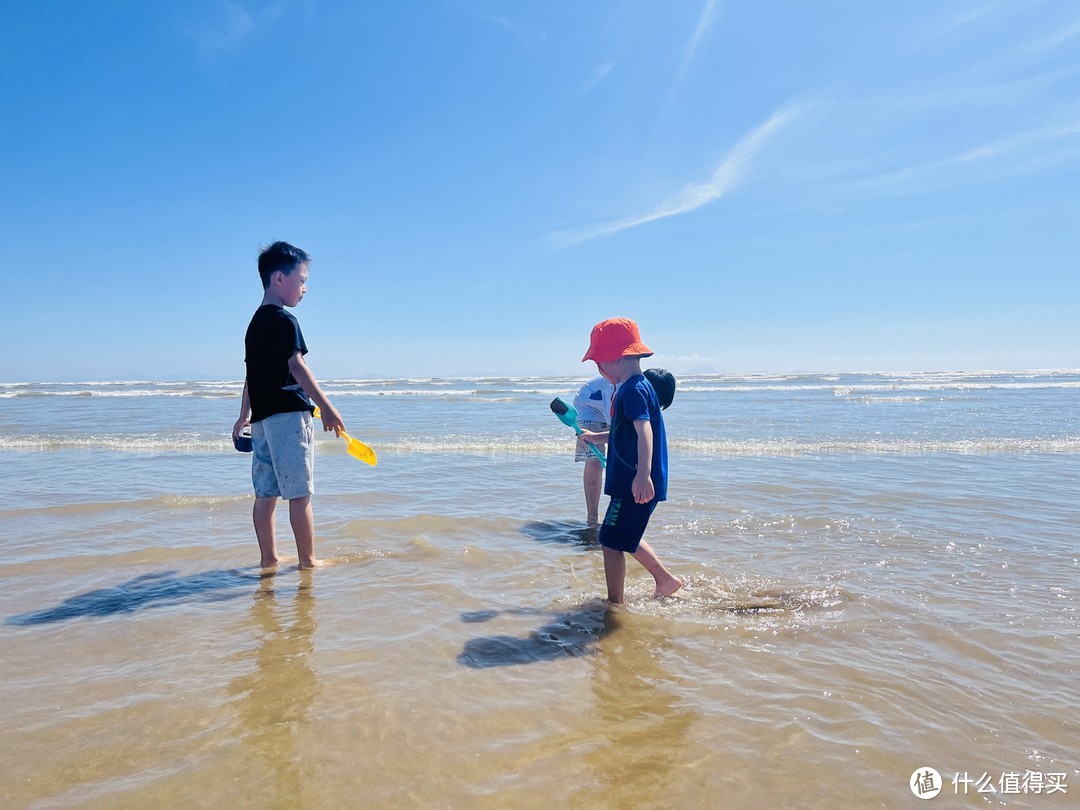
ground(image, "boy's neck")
xmin=610 ymin=356 xmax=643 ymax=384
xmin=261 ymin=290 xmax=286 ymax=307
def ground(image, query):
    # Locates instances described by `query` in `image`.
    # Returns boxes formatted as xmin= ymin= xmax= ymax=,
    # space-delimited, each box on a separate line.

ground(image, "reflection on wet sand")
xmin=226 ymin=574 xmax=318 ymax=807
xmin=457 ymin=602 xmax=699 ymax=807
xmin=575 ymin=609 xmax=698 ymax=808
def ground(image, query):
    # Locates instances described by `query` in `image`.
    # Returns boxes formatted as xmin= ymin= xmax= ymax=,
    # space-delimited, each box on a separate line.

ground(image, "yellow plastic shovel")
xmin=313 ymin=407 xmax=377 ymax=466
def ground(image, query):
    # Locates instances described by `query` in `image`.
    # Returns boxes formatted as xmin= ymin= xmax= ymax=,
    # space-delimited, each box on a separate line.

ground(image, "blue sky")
xmin=3 ymin=1 xmax=1078 ymax=381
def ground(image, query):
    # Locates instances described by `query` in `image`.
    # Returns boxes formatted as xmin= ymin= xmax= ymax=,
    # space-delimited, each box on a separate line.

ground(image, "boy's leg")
xmin=583 ymin=457 xmax=603 ymax=524
xmin=631 ymin=539 xmax=683 ymax=597
xmin=288 ymin=495 xmax=322 ymax=569
xmin=600 ymin=497 xmax=681 ymax=601
xmin=258 ymin=411 xmax=318 ymax=568
xmin=602 ymin=546 xmax=627 ymax=604
xmin=253 ymin=496 xmax=280 ymax=568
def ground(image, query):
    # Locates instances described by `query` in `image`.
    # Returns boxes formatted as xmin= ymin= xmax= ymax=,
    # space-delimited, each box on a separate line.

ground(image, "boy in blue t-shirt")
xmin=580 ymin=318 xmax=682 ymax=604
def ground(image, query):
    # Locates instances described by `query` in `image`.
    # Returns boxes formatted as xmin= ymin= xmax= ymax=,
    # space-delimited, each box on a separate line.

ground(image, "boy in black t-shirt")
xmin=232 ymin=241 xmax=345 ymax=569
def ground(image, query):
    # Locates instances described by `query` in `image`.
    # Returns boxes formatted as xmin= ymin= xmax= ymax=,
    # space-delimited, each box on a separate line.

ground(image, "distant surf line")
xmin=9 ymin=435 xmax=1076 ymax=456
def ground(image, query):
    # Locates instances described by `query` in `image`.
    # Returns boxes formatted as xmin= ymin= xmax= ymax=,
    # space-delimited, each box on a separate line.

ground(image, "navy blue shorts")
xmin=598 ymin=497 xmax=658 ymax=553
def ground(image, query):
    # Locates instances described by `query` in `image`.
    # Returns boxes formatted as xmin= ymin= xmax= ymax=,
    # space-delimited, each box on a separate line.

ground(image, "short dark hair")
xmin=258 ymin=241 xmax=311 ymax=289
xmin=644 ymin=368 xmax=676 ymax=410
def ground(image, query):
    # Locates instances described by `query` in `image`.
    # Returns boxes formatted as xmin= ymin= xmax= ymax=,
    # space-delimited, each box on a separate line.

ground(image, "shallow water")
xmin=1 ymin=374 xmax=1077 ymax=807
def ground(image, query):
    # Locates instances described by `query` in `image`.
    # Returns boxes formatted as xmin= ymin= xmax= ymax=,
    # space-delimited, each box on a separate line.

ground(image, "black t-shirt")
xmin=244 ymin=304 xmax=312 ymax=423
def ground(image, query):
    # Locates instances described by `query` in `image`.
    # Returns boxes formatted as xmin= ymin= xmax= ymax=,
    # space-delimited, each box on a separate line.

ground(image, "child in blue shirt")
xmin=580 ymin=318 xmax=682 ymax=604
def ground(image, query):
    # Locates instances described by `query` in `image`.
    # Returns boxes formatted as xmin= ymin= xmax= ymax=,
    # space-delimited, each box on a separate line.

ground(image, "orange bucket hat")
xmin=582 ymin=317 xmax=654 ymax=363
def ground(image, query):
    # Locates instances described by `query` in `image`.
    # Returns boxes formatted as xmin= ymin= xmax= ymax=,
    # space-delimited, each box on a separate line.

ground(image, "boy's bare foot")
xmin=298 ymin=558 xmax=325 ymax=570
xmin=654 ymin=575 xmax=684 ymax=598
xmin=260 ymin=557 xmax=281 ymax=569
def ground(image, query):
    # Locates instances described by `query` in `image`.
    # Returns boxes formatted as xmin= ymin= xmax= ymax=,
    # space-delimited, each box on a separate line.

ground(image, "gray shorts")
xmin=251 ymin=410 xmax=315 ymax=500
xmin=574 ymin=419 xmax=608 ymax=462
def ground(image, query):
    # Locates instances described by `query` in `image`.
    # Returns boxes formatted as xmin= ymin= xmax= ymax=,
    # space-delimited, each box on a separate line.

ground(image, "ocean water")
xmin=0 ymin=372 xmax=1077 ymax=808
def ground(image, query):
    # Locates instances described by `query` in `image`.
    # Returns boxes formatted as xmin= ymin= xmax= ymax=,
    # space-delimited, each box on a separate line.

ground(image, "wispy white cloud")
xmin=1011 ymin=142 xmax=1080 ymax=176
xmin=549 ymin=103 xmax=804 ymax=248
xmin=197 ymin=2 xmax=256 ymax=56
xmin=809 ymin=10 xmax=1080 ymax=199
xmin=192 ymin=2 xmax=289 ymax=58
xmin=929 ymin=0 xmax=1020 ymax=40
xmin=880 ymin=65 xmax=1080 ymax=111
xmin=582 ymin=61 xmax=615 ymax=95
xmin=475 ymin=13 xmax=547 ymax=46
xmin=951 ymin=13 xmax=1080 ymax=90
xmin=1018 ymin=18 xmax=1080 ymax=58
xmin=653 ymin=0 xmax=722 ymax=136
xmin=672 ymin=0 xmax=722 ymax=95
xmin=847 ymin=117 xmax=1080 ymax=197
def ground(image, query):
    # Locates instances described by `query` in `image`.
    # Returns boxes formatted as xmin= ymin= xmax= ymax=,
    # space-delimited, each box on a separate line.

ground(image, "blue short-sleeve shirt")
xmin=604 ymin=374 xmax=668 ymax=502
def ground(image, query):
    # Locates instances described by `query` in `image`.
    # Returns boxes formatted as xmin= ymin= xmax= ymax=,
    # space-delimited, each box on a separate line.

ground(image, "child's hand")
xmin=318 ymin=404 xmax=346 ymax=437
xmin=578 ymin=429 xmax=605 ymax=445
xmin=631 ymin=472 xmax=655 ymax=504
xmin=232 ymin=416 xmax=250 ymax=442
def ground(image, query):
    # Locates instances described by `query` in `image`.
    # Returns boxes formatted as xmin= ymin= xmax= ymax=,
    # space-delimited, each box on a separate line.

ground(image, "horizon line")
xmin=4 ymin=368 xmax=1079 ymax=386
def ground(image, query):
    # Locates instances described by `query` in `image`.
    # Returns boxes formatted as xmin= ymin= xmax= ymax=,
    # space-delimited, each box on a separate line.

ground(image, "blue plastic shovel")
xmin=550 ymin=398 xmax=606 ymax=468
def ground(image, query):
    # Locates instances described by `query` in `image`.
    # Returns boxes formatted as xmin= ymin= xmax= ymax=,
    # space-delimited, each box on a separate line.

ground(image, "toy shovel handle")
xmin=313 ymin=407 xmax=378 ymax=466
xmin=583 ymin=437 xmax=607 ymax=468
xmin=550 ymin=398 xmax=606 ymax=468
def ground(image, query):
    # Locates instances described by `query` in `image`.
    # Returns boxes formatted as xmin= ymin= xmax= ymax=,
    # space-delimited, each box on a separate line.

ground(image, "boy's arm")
xmin=579 ymin=429 xmax=608 ymax=447
xmin=287 ymin=352 xmax=345 ymax=436
xmin=232 ymin=382 xmax=251 ymax=441
xmin=631 ymin=418 xmax=655 ymax=504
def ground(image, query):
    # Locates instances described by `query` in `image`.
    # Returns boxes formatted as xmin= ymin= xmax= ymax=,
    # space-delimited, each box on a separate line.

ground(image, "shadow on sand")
xmin=458 ymin=602 xmax=613 ymax=668
xmin=7 ymin=569 xmax=265 ymax=626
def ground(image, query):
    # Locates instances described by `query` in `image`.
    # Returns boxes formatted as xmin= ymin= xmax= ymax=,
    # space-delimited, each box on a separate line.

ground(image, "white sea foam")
xmin=671 ymin=437 xmax=1080 ymax=455
xmin=0 ymin=435 xmax=233 ymax=453
xmin=7 ymin=434 xmax=1076 ymax=456
xmin=330 ymin=389 xmax=469 ymax=397
xmin=680 ymin=380 xmax=1080 ymax=394
xmin=7 ymin=373 xmax=1079 ymax=399
xmin=850 ymin=396 xmax=930 ymax=404
xmin=3 ymin=373 xmax=1079 ymax=460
